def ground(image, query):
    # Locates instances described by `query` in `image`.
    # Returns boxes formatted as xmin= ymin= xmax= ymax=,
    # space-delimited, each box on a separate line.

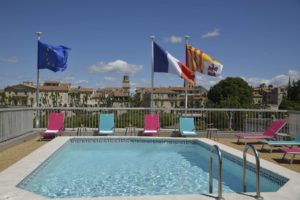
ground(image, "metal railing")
xmin=0 ymin=108 xmax=34 ymax=142
xmin=288 ymin=111 xmax=300 ymax=137
xmin=243 ymin=144 xmax=263 ymax=200
xmin=209 ymin=145 xmax=224 ymax=200
xmin=0 ymin=107 xmax=295 ymax=142
xmin=34 ymin=107 xmax=288 ymax=131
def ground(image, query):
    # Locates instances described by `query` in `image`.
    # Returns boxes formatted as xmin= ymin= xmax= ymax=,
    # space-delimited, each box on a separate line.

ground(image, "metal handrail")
xmin=209 ymin=145 xmax=224 ymax=200
xmin=243 ymin=144 xmax=263 ymax=200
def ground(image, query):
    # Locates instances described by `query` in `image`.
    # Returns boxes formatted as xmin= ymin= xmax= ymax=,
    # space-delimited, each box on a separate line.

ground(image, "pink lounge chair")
xmin=40 ymin=112 xmax=65 ymax=139
xmin=280 ymin=147 xmax=300 ymax=164
xmin=143 ymin=114 xmax=160 ymax=135
xmin=235 ymin=120 xmax=286 ymax=144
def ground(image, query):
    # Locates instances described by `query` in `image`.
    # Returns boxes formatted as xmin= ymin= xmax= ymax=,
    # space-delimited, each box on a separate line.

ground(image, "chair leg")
xmin=291 ymin=154 xmax=296 ymax=164
xmin=261 ymin=144 xmax=265 ymax=151
xmin=282 ymin=153 xmax=287 ymax=160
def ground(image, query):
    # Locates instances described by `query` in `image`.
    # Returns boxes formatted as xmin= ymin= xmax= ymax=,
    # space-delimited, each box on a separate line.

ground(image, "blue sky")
xmin=0 ymin=0 xmax=300 ymax=91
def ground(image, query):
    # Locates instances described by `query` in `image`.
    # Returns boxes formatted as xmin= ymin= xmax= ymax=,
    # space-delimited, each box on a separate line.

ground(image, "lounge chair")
xmin=98 ymin=113 xmax=115 ymax=135
xmin=179 ymin=117 xmax=197 ymax=136
xmin=260 ymin=135 xmax=300 ymax=152
xmin=235 ymin=120 xmax=286 ymax=144
xmin=280 ymin=147 xmax=300 ymax=164
xmin=143 ymin=114 xmax=160 ymax=135
xmin=40 ymin=112 xmax=64 ymax=139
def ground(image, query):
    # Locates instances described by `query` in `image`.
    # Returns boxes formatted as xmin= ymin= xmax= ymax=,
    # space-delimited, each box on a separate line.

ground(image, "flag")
xmin=186 ymin=44 xmax=223 ymax=76
xmin=38 ymin=41 xmax=71 ymax=72
xmin=153 ymin=42 xmax=195 ymax=85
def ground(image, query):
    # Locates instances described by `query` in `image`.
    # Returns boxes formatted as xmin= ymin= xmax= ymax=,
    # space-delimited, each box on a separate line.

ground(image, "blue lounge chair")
xmin=260 ymin=135 xmax=300 ymax=152
xmin=98 ymin=113 xmax=115 ymax=135
xmin=179 ymin=117 xmax=197 ymax=136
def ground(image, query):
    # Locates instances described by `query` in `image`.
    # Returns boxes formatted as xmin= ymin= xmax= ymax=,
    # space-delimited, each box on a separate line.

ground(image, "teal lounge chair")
xmin=98 ymin=113 xmax=115 ymax=135
xmin=179 ymin=117 xmax=197 ymax=136
xmin=260 ymin=135 xmax=300 ymax=152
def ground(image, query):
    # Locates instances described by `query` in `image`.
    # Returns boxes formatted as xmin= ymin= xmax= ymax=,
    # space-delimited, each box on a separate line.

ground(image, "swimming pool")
xmin=17 ymin=138 xmax=288 ymax=198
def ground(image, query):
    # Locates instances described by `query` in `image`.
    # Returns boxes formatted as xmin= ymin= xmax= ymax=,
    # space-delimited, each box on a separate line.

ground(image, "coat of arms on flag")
xmin=186 ymin=44 xmax=223 ymax=77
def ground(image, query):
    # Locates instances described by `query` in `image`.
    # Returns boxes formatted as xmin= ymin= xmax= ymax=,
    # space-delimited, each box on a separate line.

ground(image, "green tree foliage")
xmin=280 ymin=79 xmax=300 ymax=110
xmin=159 ymin=112 xmax=179 ymax=128
xmin=207 ymin=77 xmax=254 ymax=108
xmin=0 ymin=92 xmax=7 ymax=107
xmin=118 ymin=110 xmax=144 ymax=128
xmin=287 ymin=80 xmax=300 ymax=101
xmin=129 ymin=93 xmax=143 ymax=107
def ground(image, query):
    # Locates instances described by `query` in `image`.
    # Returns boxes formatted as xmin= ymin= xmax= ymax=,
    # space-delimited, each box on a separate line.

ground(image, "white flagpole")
xmin=35 ymin=32 xmax=42 ymax=128
xmin=184 ymin=35 xmax=190 ymax=114
xmin=150 ymin=36 xmax=155 ymax=113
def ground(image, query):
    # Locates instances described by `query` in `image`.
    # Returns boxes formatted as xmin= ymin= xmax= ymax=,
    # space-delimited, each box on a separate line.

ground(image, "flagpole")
xmin=184 ymin=35 xmax=190 ymax=115
xmin=150 ymin=36 xmax=155 ymax=113
xmin=35 ymin=32 xmax=42 ymax=128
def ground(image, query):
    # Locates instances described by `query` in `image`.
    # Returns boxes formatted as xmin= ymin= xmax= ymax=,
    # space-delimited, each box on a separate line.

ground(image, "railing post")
xmin=209 ymin=145 xmax=224 ymax=200
xmin=243 ymin=144 xmax=263 ymax=200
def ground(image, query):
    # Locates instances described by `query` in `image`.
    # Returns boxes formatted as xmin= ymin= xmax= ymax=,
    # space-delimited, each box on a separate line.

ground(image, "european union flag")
xmin=38 ymin=41 xmax=70 ymax=72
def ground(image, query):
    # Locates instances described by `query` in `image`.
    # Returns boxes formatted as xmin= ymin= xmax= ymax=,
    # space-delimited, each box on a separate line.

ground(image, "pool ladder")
xmin=209 ymin=145 xmax=224 ymax=200
xmin=209 ymin=144 xmax=263 ymax=200
xmin=243 ymin=144 xmax=264 ymax=200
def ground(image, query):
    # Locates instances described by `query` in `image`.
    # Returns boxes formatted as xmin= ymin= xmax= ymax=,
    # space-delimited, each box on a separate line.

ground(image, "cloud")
xmin=62 ymin=76 xmax=75 ymax=82
xmin=75 ymin=80 xmax=88 ymax=85
xmin=243 ymin=77 xmax=269 ymax=87
xmin=61 ymin=76 xmax=88 ymax=86
xmin=165 ymin=35 xmax=183 ymax=44
xmin=243 ymin=69 xmax=300 ymax=87
xmin=202 ymin=28 xmax=220 ymax=39
xmin=104 ymin=77 xmax=117 ymax=82
xmin=0 ymin=56 xmax=18 ymax=63
xmin=288 ymin=70 xmax=300 ymax=82
xmin=196 ymin=75 xmax=224 ymax=89
xmin=194 ymin=69 xmax=300 ymax=89
xmin=88 ymin=60 xmax=143 ymax=74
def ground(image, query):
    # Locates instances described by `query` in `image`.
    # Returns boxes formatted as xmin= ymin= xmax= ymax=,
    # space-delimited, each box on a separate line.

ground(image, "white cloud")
xmin=243 ymin=69 xmax=300 ymax=87
xmin=104 ymin=77 xmax=117 ymax=82
xmin=288 ymin=70 xmax=300 ymax=82
xmin=243 ymin=77 xmax=269 ymax=87
xmin=88 ymin=60 xmax=143 ymax=74
xmin=202 ymin=28 xmax=220 ymax=39
xmin=196 ymin=74 xmax=224 ymax=89
xmin=165 ymin=35 xmax=183 ymax=44
xmin=62 ymin=76 xmax=75 ymax=82
xmin=60 ymin=76 xmax=88 ymax=86
xmin=0 ymin=56 xmax=18 ymax=63
xmin=75 ymin=80 xmax=88 ymax=85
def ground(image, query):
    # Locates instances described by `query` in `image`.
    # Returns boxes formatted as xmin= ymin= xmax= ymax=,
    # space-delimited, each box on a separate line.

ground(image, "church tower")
xmin=122 ymin=75 xmax=130 ymax=93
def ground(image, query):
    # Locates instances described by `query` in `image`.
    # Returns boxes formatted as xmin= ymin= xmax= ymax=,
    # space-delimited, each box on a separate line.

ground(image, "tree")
xmin=0 ymin=92 xmax=7 ymax=107
xmin=129 ymin=93 xmax=142 ymax=107
xmin=280 ymin=79 xmax=300 ymax=110
xmin=207 ymin=77 xmax=254 ymax=108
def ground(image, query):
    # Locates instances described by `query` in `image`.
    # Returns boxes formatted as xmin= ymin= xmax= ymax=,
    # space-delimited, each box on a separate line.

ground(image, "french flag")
xmin=153 ymin=42 xmax=195 ymax=85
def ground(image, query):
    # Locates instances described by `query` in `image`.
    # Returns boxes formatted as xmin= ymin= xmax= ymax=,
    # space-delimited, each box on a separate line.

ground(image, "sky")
xmin=0 ymin=0 xmax=300 ymax=91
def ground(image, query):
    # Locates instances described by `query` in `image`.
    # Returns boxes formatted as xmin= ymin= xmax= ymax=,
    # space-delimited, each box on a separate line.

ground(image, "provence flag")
xmin=153 ymin=42 xmax=195 ymax=85
xmin=186 ymin=44 xmax=223 ymax=76
xmin=38 ymin=41 xmax=70 ymax=72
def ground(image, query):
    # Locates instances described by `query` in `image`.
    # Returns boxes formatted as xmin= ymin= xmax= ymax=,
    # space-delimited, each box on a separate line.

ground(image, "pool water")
xmin=18 ymin=138 xmax=287 ymax=198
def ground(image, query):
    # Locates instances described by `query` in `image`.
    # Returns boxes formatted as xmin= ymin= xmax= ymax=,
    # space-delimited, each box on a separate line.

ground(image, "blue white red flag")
xmin=153 ymin=42 xmax=195 ymax=85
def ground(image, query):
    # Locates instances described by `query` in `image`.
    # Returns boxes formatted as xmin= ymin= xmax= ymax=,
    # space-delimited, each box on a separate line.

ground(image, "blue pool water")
xmin=18 ymin=138 xmax=287 ymax=198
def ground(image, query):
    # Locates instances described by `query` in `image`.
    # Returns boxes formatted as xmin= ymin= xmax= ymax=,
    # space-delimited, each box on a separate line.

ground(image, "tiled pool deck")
xmin=0 ymin=136 xmax=300 ymax=200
